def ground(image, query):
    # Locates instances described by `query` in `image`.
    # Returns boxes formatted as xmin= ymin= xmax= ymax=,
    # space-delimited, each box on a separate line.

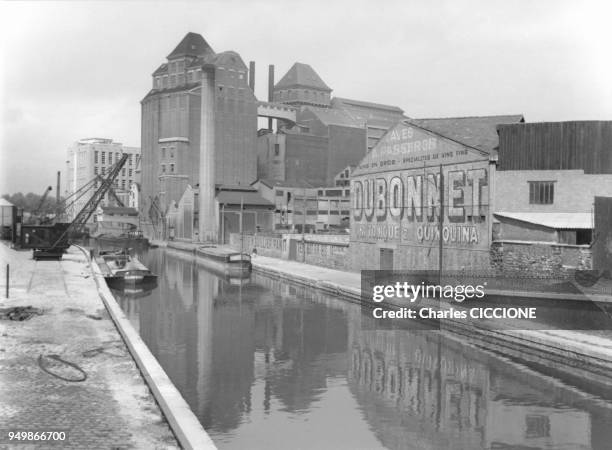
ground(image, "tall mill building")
xmin=140 ymin=32 xmax=258 ymax=236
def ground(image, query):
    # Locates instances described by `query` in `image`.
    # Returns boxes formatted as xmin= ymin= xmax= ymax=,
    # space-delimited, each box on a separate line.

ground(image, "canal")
xmin=113 ymin=247 xmax=612 ymax=450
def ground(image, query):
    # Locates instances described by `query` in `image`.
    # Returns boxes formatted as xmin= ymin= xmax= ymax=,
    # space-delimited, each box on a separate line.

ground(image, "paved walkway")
xmin=0 ymin=243 xmax=179 ymax=449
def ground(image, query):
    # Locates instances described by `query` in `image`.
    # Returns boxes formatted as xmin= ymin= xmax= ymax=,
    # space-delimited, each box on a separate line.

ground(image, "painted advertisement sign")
xmin=351 ymin=122 xmax=490 ymax=248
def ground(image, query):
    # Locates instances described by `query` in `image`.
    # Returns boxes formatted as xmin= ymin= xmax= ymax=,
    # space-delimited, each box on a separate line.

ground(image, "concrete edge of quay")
xmin=74 ymin=245 xmax=217 ymax=450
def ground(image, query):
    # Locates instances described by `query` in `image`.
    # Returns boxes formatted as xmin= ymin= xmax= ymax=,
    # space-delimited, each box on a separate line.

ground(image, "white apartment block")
xmin=65 ymin=138 xmax=140 ymax=221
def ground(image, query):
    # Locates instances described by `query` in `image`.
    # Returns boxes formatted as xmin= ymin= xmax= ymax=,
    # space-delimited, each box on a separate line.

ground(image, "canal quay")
xmin=106 ymin=244 xmax=612 ymax=450
xmin=0 ymin=242 xmax=181 ymax=449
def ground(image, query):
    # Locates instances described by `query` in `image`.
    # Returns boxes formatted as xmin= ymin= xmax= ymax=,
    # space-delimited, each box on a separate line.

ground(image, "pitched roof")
xmin=216 ymin=189 xmax=274 ymax=207
xmin=0 ymin=198 xmax=14 ymax=207
xmin=275 ymin=62 xmax=332 ymax=92
xmin=167 ymin=32 xmax=215 ymax=59
xmin=254 ymin=178 xmax=315 ymax=189
xmin=407 ymin=115 xmax=525 ymax=153
xmin=303 ymin=106 xmax=361 ymax=128
xmin=332 ymin=97 xmax=404 ymax=114
xmin=494 ymin=212 xmax=593 ymax=229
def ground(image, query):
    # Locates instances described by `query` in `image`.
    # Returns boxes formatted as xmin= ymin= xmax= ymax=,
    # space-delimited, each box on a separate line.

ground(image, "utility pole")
xmin=438 ymin=164 xmax=444 ymax=285
xmin=302 ymin=188 xmax=306 ymax=262
xmin=240 ymin=196 xmax=244 ymax=254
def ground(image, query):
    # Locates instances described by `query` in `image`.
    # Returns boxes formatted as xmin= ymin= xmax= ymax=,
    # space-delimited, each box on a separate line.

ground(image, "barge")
xmin=96 ymin=249 xmax=157 ymax=289
xmin=196 ymin=245 xmax=252 ymax=277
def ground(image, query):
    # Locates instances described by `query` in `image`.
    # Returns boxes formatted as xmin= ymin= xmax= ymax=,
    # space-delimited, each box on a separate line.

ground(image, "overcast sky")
xmin=1 ymin=0 xmax=611 ymax=194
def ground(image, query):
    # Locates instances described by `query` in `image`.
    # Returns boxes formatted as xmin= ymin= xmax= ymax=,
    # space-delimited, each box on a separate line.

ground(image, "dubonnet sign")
xmin=351 ymin=122 xmax=490 ymax=247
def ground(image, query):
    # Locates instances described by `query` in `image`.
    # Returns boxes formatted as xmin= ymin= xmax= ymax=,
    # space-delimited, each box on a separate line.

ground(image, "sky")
xmin=1 ymin=0 xmax=611 ymax=194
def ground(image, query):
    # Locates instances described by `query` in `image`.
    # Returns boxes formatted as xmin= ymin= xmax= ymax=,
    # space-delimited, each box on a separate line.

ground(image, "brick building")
xmin=257 ymin=63 xmax=405 ymax=187
xmin=140 ymin=32 xmax=258 ymax=239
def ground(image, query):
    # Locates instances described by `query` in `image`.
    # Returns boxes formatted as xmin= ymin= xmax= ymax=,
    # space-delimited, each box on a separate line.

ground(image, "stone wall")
xmin=229 ymin=233 xmax=349 ymax=270
xmin=296 ymin=240 xmax=349 ymax=270
xmin=490 ymin=240 xmax=592 ymax=276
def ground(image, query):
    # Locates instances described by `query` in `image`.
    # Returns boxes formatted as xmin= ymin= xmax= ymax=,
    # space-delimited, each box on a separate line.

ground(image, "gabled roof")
xmin=167 ymin=32 xmax=215 ymax=60
xmin=275 ymin=62 xmax=332 ymax=92
xmin=407 ymin=115 xmax=525 ymax=153
xmin=0 ymin=198 xmax=14 ymax=207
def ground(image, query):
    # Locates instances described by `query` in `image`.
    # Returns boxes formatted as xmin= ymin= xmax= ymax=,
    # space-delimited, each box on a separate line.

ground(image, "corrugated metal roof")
xmin=494 ymin=212 xmax=593 ymax=229
xmin=217 ymin=190 xmax=274 ymax=207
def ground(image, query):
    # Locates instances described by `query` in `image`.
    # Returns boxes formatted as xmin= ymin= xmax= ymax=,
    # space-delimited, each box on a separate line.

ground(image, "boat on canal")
xmin=96 ymin=249 xmax=157 ymax=289
xmin=196 ymin=245 xmax=252 ymax=277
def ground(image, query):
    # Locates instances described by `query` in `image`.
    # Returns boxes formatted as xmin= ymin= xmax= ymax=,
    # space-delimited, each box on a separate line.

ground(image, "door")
xmin=380 ymin=248 xmax=394 ymax=270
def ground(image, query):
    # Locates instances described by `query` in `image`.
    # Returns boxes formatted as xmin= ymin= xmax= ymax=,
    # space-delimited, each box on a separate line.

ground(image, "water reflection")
xmin=112 ymin=248 xmax=612 ymax=450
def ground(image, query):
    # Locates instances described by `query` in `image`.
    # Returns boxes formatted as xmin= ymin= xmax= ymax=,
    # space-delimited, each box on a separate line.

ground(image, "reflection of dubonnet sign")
xmin=352 ymin=123 xmax=489 ymax=246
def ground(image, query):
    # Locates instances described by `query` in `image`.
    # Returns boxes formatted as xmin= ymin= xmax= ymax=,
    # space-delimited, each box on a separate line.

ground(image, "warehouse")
xmin=349 ymin=119 xmax=500 ymax=271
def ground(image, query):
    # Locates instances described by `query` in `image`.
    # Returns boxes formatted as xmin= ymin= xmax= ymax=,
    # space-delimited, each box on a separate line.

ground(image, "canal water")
xmin=112 ymin=247 xmax=612 ymax=450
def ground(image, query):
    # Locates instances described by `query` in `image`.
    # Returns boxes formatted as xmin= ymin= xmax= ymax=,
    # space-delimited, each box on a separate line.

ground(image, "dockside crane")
xmin=20 ymin=154 xmax=129 ymax=260
xmin=27 ymin=186 xmax=53 ymax=224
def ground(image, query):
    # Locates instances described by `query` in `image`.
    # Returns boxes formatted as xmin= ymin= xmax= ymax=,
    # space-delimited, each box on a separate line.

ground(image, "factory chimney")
xmin=268 ymin=64 xmax=274 ymax=131
xmin=248 ymin=61 xmax=255 ymax=92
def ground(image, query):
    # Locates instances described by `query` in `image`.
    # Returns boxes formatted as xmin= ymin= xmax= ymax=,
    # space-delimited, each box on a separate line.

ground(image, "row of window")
xmin=94 ymin=151 xmax=134 ymax=166
xmin=161 ymin=164 xmax=175 ymax=173
xmin=276 ymin=89 xmax=328 ymax=102
xmin=154 ymin=69 xmax=202 ymax=90
xmin=93 ymin=179 xmax=133 ymax=190
xmin=94 ymin=167 xmax=133 ymax=177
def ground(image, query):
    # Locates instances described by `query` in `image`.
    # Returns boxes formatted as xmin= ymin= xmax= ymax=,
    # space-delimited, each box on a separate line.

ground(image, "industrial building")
xmin=65 ymin=138 xmax=140 ymax=221
xmin=258 ymin=63 xmax=405 ymax=187
xmin=349 ymin=115 xmax=524 ymax=271
xmin=140 ymin=32 xmax=259 ymax=240
xmin=494 ymin=121 xmax=612 ymax=245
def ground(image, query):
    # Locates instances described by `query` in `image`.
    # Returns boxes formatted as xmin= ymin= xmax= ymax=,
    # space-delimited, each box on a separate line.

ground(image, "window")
xmin=94 ymin=151 xmax=98 ymax=163
xmin=276 ymin=190 xmax=284 ymax=197
xmin=101 ymin=167 xmax=106 ymax=175
xmin=170 ymin=163 xmax=175 ymax=173
xmin=101 ymin=152 xmax=106 ymax=165
xmin=161 ymin=147 xmax=166 ymax=159
xmin=529 ymin=181 xmax=555 ymax=204
xmin=121 ymin=180 xmax=126 ymax=189
xmin=128 ymin=154 xmax=132 ymax=165
xmin=94 ymin=167 xmax=98 ymax=175
xmin=274 ymin=143 xmax=280 ymax=156
xmin=122 ymin=168 xmax=126 ymax=176
xmin=161 ymin=164 xmax=166 ymax=173
xmin=170 ymin=147 xmax=175 ymax=158
xmin=108 ymin=152 xmax=112 ymax=165
xmin=129 ymin=169 xmax=133 ymax=177
xmin=116 ymin=152 xmax=120 ymax=161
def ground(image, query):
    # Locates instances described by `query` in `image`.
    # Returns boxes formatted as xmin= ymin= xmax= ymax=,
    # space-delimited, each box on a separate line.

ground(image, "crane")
xmin=28 ymin=186 xmax=53 ymax=224
xmin=20 ymin=154 xmax=130 ymax=260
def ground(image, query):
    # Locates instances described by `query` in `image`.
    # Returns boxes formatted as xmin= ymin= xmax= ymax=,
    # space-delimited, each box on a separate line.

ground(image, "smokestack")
xmin=56 ymin=171 xmax=61 ymax=216
xmin=268 ymin=64 xmax=274 ymax=131
xmin=248 ymin=61 xmax=255 ymax=92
